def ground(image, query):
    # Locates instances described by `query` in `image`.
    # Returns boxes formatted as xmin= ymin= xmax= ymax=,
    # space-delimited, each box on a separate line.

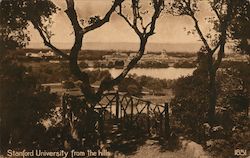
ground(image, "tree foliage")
xmin=171 ymin=73 xmax=209 ymax=142
xmin=229 ymin=0 xmax=250 ymax=55
xmin=171 ymin=60 xmax=249 ymax=157
xmin=169 ymin=0 xmax=250 ymax=123
xmin=0 ymin=0 xmax=57 ymax=51
xmin=0 ymin=56 xmax=57 ymax=152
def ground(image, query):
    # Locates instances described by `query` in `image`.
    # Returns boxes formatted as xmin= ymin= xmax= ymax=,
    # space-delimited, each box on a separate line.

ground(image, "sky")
xmin=28 ymin=0 xmax=214 ymax=49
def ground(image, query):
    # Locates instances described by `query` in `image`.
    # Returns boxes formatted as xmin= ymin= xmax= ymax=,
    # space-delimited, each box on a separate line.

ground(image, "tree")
xmin=114 ymin=60 xmax=125 ymax=68
xmin=0 ymin=56 xmax=57 ymax=152
xmin=0 ymin=1 xmax=59 ymax=152
xmin=118 ymin=77 xmax=142 ymax=96
xmin=1 ymin=0 xmax=164 ymax=104
xmin=30 ymin=0 xmax=164 ymax=105
xmin=169 ymin=0 xmax=249 ymax=124
xmin=0 ymin=0 xmax=57 ymax=52
xmin=1 ymin=0 xmax=164 ymax=148
xmin=30 ymin=0 xmax=164 ymax=148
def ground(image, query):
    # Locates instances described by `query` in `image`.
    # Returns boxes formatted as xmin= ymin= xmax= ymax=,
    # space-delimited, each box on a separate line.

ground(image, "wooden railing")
xmin=62 ymin=91 xmax=171 ymax=140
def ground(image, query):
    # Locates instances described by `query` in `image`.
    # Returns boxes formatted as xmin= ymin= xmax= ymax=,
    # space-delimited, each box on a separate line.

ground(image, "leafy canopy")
xmin=0 ymin=0 xmax=57 ymax=51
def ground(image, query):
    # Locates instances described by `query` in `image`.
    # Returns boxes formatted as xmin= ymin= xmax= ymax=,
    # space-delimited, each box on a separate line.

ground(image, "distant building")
xmin=44 ymin=50 xmax=56 ymax=57
xmin=103 ymin=52 xmax=128 ymax=60
xmin=26 ymin=51 xmax=42 ymax=58
xmin=49 ymin=60 xmax=60 ymax=64
xmin=25 ymin=50 xmax=56 ymax=59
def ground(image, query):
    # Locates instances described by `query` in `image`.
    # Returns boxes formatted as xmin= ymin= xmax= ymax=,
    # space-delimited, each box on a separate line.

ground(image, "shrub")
xmin=0 ymin=56 xmax=57 ymax=152
xmin=114 ymin=60 xmax=125 ymax=68
xmin=170 ymin=61 xmax=249 ymax=157
xmin=170 ymin=73 xmax=209 ymax=142
xmin=173 ymin=61 xmax=196 ymax=68
xmin=79 ymin=61 xmax=89 ymax=68
xmin=118 ymin=77 xmax=142 ymax=96
xmin=63 ymin=80 xmax=75 ymax=89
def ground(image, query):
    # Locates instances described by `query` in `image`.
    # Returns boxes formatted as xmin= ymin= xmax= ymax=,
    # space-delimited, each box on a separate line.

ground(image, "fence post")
xmin=61 ymin=94 xmax=66 ymax=140
xmin=147 ymin=101 xmax=150 ymax=135
xmin=62 ymin=93 xmax=68 ymax=125
xmin=99 ymin=109 xmax=105 ymax=143
xmin=62 ymin=94 xmax=66 ymax=119
xmin=131 ymin=98 xmax=134 ymax=122
xmin=247 ymin=105 xmax=249 ymax=117
xmin=159 ymin=113 xmax=163 ymax=137
xmin=164 ymin=103 xmax=170 ymax=139
xmin=115 ymin=91 xmax=120 ymax=121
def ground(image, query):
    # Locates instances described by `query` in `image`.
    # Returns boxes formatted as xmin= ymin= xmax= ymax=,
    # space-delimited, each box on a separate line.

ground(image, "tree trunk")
xmin=208 ymin=70 xmax=216 ymax=124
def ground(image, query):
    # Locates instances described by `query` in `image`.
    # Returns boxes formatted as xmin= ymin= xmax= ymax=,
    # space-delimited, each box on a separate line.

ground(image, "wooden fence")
xmin=62 ymin=91 xmax=171 ymax=141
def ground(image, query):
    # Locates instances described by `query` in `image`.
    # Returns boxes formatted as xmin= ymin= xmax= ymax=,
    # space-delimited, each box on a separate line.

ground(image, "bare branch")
xmin=66 ymin=0 xmax=74 ymax=8
xmin=32 ymin=0 xmax=162 ymax=104
xmin=179 ymin=0 xmax=212 ymax=53
xmin=64 ymin=0 xmax=88 ymax=91
xmin=146 ymin=0 xmax=164 ymax=37
xmin=83 ymin=0 xmax=124 ymax=34
xmin=96 ymin=38 xmax=148 ymax=100
xmin=65 ymin=0 xmax=83 ymax=35
xmin=211 ymin=40 xmax=221 ymax=53
xmin=64 ymin=0 xmax=126 ymax=103
xmin=94 ymin=0 xmax=164 ymax=101
xmin=191 ymin=14 xmax=212 ymax=53
xmin=31 ymin=21 xmax=69 ymax=59
xmin=212 ymin=6 xmax=222 ymax=22
xmin=132 ymin=0 xmax=139 ymax=28
xmin=117 ymin=3 xmax=142 ymax=36
xmin=213 ymin=0 xmax=233 ymax=70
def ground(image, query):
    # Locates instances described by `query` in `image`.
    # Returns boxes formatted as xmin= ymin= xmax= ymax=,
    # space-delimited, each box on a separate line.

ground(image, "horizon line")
xmin=28 ymin=41 xmax=202 ymax=44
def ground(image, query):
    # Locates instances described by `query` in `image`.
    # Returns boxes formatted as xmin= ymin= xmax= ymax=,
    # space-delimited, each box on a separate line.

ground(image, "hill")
xmin=28 ymin=42 xmax=202 ymax=53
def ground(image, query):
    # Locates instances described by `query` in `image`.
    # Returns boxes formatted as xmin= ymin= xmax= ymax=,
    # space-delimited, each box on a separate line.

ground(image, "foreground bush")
xmin=170 ymin=62 xmax=249 ymax=157
xmin=0 ymin=56 xmax=58 ymax=153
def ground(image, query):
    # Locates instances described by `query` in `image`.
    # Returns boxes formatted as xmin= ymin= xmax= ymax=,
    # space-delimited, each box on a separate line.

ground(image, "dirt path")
xmin=114 ymin=139 xmax=210 ymax=158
